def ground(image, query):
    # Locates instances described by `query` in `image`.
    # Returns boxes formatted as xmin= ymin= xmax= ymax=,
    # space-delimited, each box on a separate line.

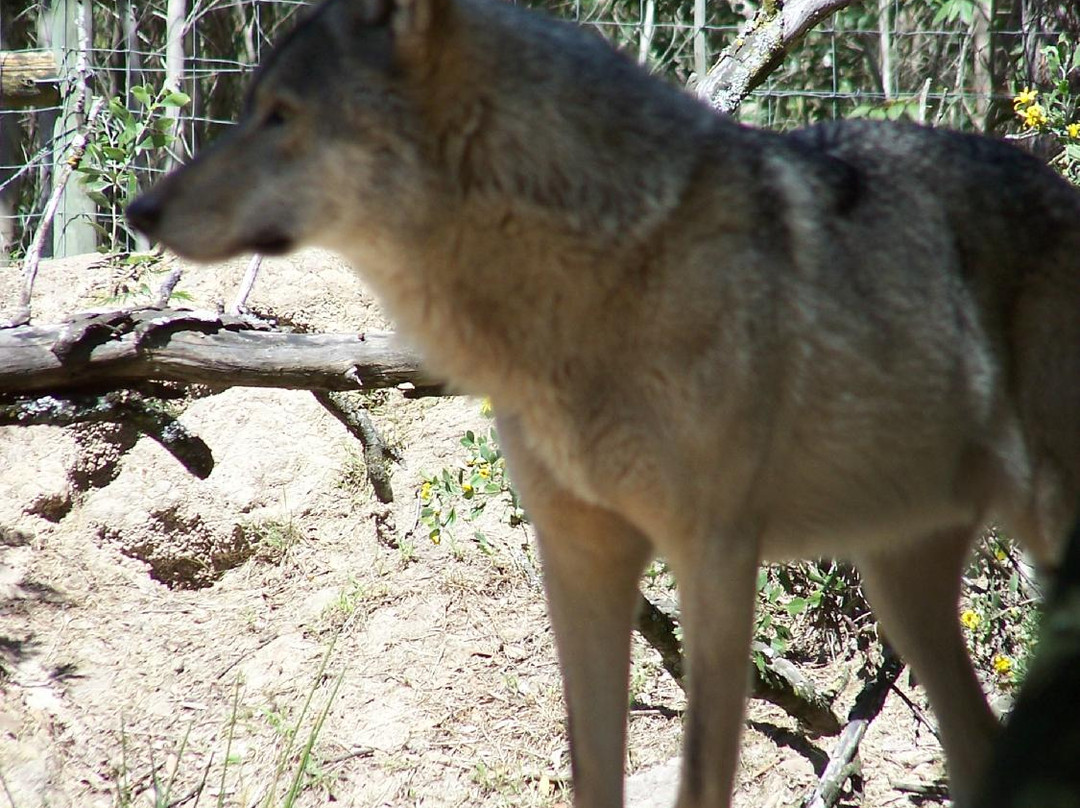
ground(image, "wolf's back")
xmin=794 ymin=119 xmax=1080 ymax=546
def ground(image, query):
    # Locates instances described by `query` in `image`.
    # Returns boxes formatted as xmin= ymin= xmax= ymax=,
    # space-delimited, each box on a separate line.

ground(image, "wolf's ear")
xmin=346 ymin=0 xmax=388 ymax=26
xmin=390 ymin=0 xmax=447 ymax=41
xmin=349 ymin=0 xmax=447 ymax=51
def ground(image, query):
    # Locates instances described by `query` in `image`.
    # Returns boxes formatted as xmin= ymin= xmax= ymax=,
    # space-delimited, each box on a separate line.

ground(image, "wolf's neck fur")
xmin=348 ymin=4 xmax=735 ymax=406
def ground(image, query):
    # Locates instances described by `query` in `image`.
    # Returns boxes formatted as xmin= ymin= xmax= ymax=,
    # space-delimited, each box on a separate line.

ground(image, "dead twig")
xmin=153 ymin=266 xmax=184 ymax=308
xmin=230 ymin=254 xmax=263 ymax=314
xmin=0 ymin=308 xmax=431 ymax=395
xmin=635 ymin=593 xmax=685 ymax=683
xmin=694 ymin=0 xmax=856 ymax=113
xmin=9 ymin=6 xmax=100 ymax=327
xmin=752 ymin=641 xmax=843 ymax=737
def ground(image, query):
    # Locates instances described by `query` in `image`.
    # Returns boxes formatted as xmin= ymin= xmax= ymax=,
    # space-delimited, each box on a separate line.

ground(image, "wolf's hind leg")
xmin=857 ymin=526 xmax=999 ymax=808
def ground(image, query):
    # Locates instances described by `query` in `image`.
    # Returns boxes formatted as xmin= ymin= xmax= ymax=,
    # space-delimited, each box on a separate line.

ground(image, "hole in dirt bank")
xmin=28 ymin=492 xmax=73 ymax=522
xmin=0 ymin=635 xmax=29 ymax=670
xmin=98 ymin=509 xmax=257 ymax=590
xmin=50 ymin=661 xmax=83 ymax=682
xmin=16 ymin=424 xmax=143 ymax=525
xmin=2 ymin=577 xmax=67 ymax=610
xmin=0 ymin=636 xmax=81 ymax=684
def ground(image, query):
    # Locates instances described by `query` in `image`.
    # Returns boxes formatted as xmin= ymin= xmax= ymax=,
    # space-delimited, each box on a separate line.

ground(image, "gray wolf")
xmin=126 ymin=0 xmax=1080 ymax=805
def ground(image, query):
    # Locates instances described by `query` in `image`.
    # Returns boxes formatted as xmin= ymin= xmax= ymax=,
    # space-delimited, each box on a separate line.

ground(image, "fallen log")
xmin=0 ymin=307 xmax=434 ymax=395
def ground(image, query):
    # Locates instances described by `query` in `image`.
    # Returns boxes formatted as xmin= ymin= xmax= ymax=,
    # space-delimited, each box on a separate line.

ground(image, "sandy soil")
xmin=0 ymin=250 xmax=951 ymax=808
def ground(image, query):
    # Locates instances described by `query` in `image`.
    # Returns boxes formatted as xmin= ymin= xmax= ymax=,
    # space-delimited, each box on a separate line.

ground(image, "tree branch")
xmin=314 ymin=390 xmax=399 ymax=504
xmin=693 ymin=0 xmax=858 ymax=113
xmin=0 ymin=391 xmax=213 ymax=479
xmin=803 ymin=646 xmax=905 ymax=808
xmin=0 ymin=50 xmax=61 ymax=110
xmin=635 ymin=594 xmax=842 ymax=736
xmin=10 ymin=96 xmax=105 ymax=328
xmin=636 ymin=594 xmax=685 ymax=683
xmin=753 ymin=640 xmax=843 ymax=737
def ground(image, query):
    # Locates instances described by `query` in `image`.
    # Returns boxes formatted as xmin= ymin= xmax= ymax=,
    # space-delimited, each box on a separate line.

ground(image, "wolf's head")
xmin=126 ymin=0 xmax=454 ymax=260
xmin=128 ymin=0 xmax=713 ymax=263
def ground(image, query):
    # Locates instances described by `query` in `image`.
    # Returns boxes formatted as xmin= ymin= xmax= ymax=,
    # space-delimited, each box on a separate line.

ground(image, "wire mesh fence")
xmin=0 ymin=0 xmax=1074 ymax=261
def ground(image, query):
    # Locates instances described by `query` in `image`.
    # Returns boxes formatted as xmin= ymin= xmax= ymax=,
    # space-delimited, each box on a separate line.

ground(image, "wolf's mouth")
xmin=247 ymin=229 xmax=295 ymax=255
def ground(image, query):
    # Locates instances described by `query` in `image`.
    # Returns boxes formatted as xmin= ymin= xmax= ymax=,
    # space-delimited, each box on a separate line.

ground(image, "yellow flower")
xmin=462 ymin=482 xmax=474 ymax=495
xmin=420 ymin=481 xmax=433 ymax=502
xmin=992 ymin=654 xmax=1013 ymax=676
xmin=1021 ymin=103 xmax=1049 ymax=129
xmin=1068 ymin=122 xmax=1080 ymax=139
xmin=995 ymin=548 xmax=1007 ymax=562
xmin=1013 ymin=87 xmax=1039 ymax=109
xmin=960 ymin=610 xmax=981 ymax=630
xmin=480 ymin=397 xmax=494 ymax=417
xmin=477 ymin=465 xmax=491 ymax=479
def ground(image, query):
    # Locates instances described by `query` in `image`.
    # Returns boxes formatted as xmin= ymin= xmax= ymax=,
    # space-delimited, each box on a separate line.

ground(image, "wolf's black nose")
xmin=126 ymin=195 xmax=162 ymax=235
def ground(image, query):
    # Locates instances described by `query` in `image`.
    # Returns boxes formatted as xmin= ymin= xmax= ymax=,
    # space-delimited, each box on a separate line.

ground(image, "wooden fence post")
xmin=43 ymin=0 xmax=97 ymax=258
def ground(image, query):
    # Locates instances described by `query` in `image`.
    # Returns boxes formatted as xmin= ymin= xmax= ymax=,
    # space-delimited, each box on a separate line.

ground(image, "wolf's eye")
xmin=264 ymin=105 xmax=289 ymax=127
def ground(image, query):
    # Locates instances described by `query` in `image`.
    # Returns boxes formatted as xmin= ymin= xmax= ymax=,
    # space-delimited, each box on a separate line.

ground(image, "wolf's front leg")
xmin=497 ymin=416 xmax=652 ymax=808
xmin=670 ymin=533 xmax=760 ymax=808
xmin=537 ymin=506 xmax=652 ymax=808
xmin=857 ymin=526 xmax=999 ymax=806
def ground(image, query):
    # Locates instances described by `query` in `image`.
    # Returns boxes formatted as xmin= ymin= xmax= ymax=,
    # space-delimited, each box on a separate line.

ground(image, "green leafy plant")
xmin=848 ymin=96 xmax=925 ymax=123
xmin=91 ymin=260 xmax=194 ymax=308
xmin=78 ymin=84 xmax=191 ymax=249
xmin=960 ymin=533 xmax=1042 ymax=691
xmin=240 ymin=516 xmax=303 ymax=564
xmin=418 ymin=409 xmax=526 ymax=549
xmin=930 ymin=0 xmax=979 ymax=26
xmin=754 ymin=560 xmax=868 ymax=662
xmin=1012 ymin=36 xmax=1080 ymax=184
